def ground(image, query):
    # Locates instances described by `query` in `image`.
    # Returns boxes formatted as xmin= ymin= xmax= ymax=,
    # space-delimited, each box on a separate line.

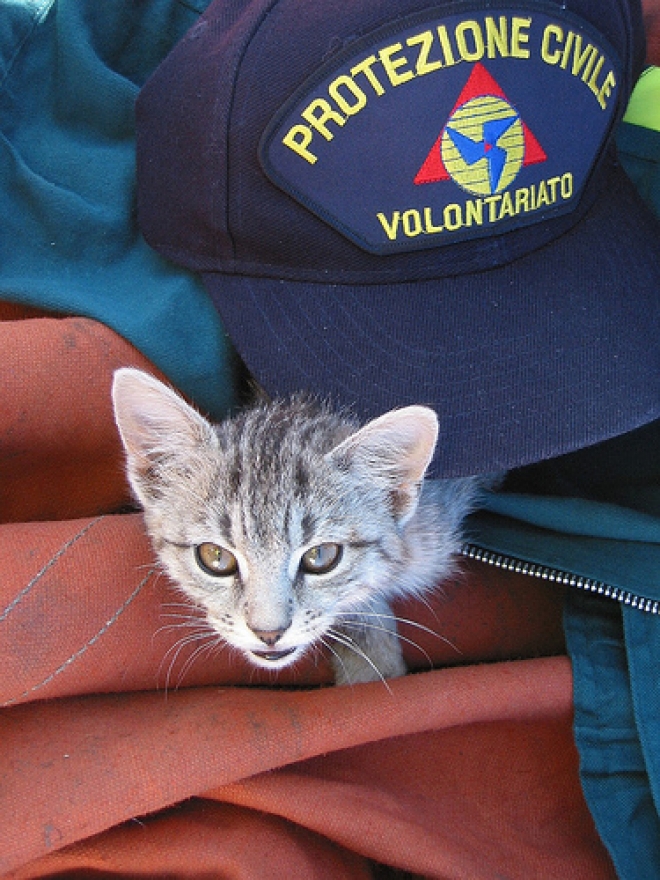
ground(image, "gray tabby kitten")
xmin=112 ymin=368 xmax=485 ymax=685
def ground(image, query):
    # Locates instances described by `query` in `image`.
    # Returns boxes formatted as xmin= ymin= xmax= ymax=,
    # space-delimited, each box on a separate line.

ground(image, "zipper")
xmin=460 ymin=543 xmax=660 ymax=615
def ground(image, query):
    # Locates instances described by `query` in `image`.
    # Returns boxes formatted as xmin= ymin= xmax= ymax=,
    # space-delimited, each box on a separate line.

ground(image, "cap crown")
xmin=137 ymin=0 xmax=644 ymax=282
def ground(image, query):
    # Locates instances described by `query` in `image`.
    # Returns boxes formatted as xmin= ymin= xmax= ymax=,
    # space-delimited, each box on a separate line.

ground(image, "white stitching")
xmin=0 ymin=516 xmax=104 ymax=623
xmin=1 ymin=567 xmax=156 ymax=707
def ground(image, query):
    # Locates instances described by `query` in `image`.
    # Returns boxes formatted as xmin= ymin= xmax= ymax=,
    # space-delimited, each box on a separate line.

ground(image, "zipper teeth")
xmin=461 ymin=543 xmax=660 ymax=615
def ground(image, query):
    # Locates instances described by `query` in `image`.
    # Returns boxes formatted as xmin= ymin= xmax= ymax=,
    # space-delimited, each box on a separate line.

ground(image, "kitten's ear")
xmin=112 ymin=368 xmax=216 ymax=480
xmin=330 ymin=406 xmax=439 ymax=524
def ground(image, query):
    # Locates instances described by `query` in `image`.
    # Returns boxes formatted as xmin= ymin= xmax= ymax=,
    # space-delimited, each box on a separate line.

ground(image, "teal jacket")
xmin=470 ymin=423 xmax=660 ymax=878
xmin=470 ymin=78 xmax=660 ymax=873
xmin=0 ymin=0 xmax=234 ymax=420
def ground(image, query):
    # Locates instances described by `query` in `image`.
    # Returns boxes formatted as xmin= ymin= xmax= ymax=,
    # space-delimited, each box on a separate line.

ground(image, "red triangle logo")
xmin=414 ymin=63 xmax=547 ymax=186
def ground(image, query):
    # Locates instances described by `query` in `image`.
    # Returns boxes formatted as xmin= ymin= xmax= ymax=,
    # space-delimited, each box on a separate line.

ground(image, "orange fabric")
xmin=0 ymin=314 xmax=166 ymax=522
xmin=0 ymin=314 xmax=615 ymax=878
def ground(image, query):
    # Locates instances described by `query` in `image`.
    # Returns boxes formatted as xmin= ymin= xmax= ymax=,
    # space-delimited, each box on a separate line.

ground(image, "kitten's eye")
xmin=300 ymin=543 xmax=343 ymax=575
xmin=195 ymin=543 xmax=238 ymax=576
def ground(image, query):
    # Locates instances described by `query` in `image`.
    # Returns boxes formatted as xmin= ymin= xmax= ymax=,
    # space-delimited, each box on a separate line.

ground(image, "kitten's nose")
xmin=252 ymin=628 xmax=286 ymax=646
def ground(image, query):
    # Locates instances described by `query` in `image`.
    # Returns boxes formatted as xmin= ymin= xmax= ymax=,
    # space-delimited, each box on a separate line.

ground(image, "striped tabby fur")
xmin=112 ymin=368 xmax=485 ymax=685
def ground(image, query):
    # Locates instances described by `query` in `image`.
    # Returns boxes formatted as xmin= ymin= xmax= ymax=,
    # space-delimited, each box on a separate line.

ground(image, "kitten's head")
xmin=111 ymin=368 xmax=438 ymax=672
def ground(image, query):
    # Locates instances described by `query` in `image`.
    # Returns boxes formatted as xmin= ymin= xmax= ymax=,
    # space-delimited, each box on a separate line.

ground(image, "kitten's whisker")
xmin=169 ymin=640 xmax=206 ymax=691
xmin=158 ymin=610 xmax=207 ymax=624
xmin=390 ymin=631 xmax=434 ymax=667
xmin=174 ymin=636 xmax=223 ymax=689
xmin=154 ymin=621 xmax=208 ymax=642
xmin=162 ymin=630 xmax=211 ymax=652
xmin=135 ymin=562 xmax=159 ymax=575
xmin=310 ymin=642 xmax=325 ymax=672
xmin=141 ymin=566 xmax=169 ymax=594
xmin=319 ymin=636 xmax=350 ymax=683
xmin=338 ymin=609 xmax=437 ymax=636
xmin=336 ymin=610 xmax=461 ymax=655
xmin=404 ymin=590 xmax=442 ymax=624
xmin=157 ymin=617 xmax=208 ymax=632
xmin=336 ymin=619 xmax=435 ymax=668
xmin=161 ymin=600 xmax=203 ymax=609
xmin=160 ymin=631 xmax=205 ymax=678
xmin=159 ymin=629 xmax=214 ymax=692
xmin=417 ymin=595 xmax=440 ymax=623
xmin=160 ymin=602 xmax=207 ymax=619
xmin=153 ymin=608 xmax=208 ymax=648
xmin=326 ymin=628 xmax=392 ymax=694
xmin=157 ymin=603 xmax=207 ymax=629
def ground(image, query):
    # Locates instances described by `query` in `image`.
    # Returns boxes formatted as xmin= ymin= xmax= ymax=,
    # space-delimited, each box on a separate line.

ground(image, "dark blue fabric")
xmin=135 ymin=0 xmax=660 ymax=477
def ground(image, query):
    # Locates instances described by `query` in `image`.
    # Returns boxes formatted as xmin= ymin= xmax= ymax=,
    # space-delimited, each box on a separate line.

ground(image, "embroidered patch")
xmin=259 ymin=4 xmax=621 ymax=254
xmin=413 ymin=62 xmax=547 ymax=190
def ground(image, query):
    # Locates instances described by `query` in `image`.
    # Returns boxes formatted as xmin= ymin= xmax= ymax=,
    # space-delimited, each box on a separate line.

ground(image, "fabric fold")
xmin=1 ymin=657 xmax=592 ymax=877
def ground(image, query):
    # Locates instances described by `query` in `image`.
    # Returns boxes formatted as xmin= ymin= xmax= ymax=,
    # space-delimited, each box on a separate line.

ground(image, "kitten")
xmin=112 ymin=368 xmax=486 ymax=685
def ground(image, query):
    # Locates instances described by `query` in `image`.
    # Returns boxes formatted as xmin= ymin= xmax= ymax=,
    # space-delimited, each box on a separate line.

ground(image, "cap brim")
xmin=203 ymin=167 xmax=660 ymax=477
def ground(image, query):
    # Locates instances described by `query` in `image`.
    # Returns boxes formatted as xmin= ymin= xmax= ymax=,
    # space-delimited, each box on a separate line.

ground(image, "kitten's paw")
xmin=331 ymin=639 xmax=407 ymax=686
xmin=331 ymin=599 xmax=408 ymax=685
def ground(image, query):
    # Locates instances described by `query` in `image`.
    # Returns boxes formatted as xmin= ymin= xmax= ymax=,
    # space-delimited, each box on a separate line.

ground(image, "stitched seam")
xmin=0 ymin=516 xmax=104 ymax=623
xmin=1 ymin=567 xmax=155 ymax=707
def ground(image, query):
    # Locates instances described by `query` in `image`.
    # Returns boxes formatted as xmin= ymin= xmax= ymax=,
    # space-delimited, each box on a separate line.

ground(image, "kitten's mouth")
xmin=251 ymin=647 xmax=298 ymax=663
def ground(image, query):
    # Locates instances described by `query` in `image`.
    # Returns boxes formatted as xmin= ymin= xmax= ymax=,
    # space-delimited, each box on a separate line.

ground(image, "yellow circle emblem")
xmin=441 ymin=96 xmax=525 ymax=197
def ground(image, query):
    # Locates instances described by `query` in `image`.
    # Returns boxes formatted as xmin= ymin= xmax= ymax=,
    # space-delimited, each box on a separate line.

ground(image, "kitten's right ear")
xmin=330 ymin=405 xmax=439 ymax=525
xmin=111 ymin=368 xmax=216 ymax=475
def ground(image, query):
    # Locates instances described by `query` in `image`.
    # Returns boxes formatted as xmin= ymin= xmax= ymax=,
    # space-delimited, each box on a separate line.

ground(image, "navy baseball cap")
xmin=136 ymin=0 xmax=660 ymax=477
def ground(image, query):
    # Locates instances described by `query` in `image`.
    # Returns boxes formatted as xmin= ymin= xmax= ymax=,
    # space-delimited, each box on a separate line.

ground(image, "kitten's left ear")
xmin=330 ymin=406 xmax=439 ymax=523
xmin=112 ymin=368 xmax=216 ymax=478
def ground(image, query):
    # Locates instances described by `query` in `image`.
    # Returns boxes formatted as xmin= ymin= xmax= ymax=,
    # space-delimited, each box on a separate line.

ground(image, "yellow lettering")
xmin=536 ymin=180 xmax=550 ymax=207
xmin=376 ymin=175 xmax=575 ymax=243
xmin=585 ymin=54 xmax=604 ymax=91
xmin=423 ymin=207 xmax=443 ymax=233
xmin=499 ymin=191 xmax=515 ymax=218
xmin=350 ymin=55 xmax=386 ymax=96
xmin=545 ymin=176 xmax=559 ymax=201
xmin=588 ymin=55 xmax=615 ymax=110
xmin=560 ymin=31 xmax=574 ymax=69
xmin=377 ymin=211 xmax=400 ymax=240
xmin=597 ymin=71 xmax=616 ymax=109
xmin=436 ymin=25 xmax=457 ymax=67
xmin=328 ymin=75 xmax=367 ymax=116
xmin=541 ymin=24 xmax=563 ymax=65
xmin=541 ymin=26 xmax=615 ymax=109
xmin=379 ymin=42 xmax=415 ymax=86
xmin=465 ymin=200 xmax=483 ymax=226
xmin=515 ymin=187 xmax=530 ymax=213
xmin=570 ymin=36 xmax=594 ymax=77
xmin=402 ymin=209 xmax=423 ymax=236
xmin=510 ymin=16 xmax=531 ymax=58
xmin=301 ymin=98 xmax=346 ymax=140
xmin=444 ymin=203 xmax=462 ymax=231
xmin=581 ymin=47 xmax=598 ymax=83
xmin=282 ymin=125 xmax=317 ymax=164
xmin=485 ymin=16 xmax=509 ymax=58
xmin=484 ymin=194 xmax=502 ymax=222
xmin=407 ymin=30 xmax=443 ymax=75
xmin=455 ymin=20 xmax=484 ymax=62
